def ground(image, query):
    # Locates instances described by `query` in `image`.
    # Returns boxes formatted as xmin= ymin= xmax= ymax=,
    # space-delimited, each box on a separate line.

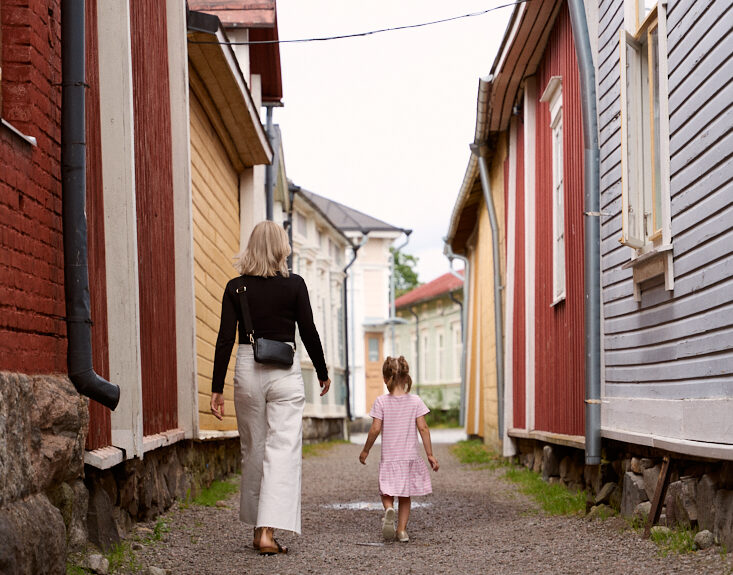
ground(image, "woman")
xmin=210 ymin=220 xmax=330 ymax=555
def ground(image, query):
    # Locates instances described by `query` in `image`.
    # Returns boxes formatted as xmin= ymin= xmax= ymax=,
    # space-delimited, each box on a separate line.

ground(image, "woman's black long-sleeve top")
xmin=211 ymin=273 xmax=329 ymax=394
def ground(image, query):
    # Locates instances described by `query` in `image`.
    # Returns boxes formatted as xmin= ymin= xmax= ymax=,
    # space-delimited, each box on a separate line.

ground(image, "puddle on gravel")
xmin=322 ymin=501 xmax=432 ymax=511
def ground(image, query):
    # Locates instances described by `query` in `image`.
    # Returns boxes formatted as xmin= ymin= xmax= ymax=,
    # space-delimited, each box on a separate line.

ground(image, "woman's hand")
xmin=210 ymin=392 xmax=225 ymax=421
xmin=359 ymin=449 xmax=369 ymax=465
xmin=319 ymin=378 xmax=331 ymax=396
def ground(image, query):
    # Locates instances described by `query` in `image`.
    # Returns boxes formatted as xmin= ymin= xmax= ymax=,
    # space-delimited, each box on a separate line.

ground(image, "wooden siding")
xmin=533 ymin=3 xmax=585 ymax=436
xmin=190 ymin=91 xmax=240 ymax=432
xmin=131 ymin=1 xmax=178 ymax=436
xmin=600 ymin=0 xmax=733 ymax=411
xmin=513 ymin=118 xmax=527 ymax=430
xmin=85 ymin=0 xmax=111 ymax=450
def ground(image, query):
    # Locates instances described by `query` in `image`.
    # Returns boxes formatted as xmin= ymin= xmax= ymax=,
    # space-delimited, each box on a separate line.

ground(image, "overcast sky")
xmin=274 ymin=1 xmax=513 ymax=283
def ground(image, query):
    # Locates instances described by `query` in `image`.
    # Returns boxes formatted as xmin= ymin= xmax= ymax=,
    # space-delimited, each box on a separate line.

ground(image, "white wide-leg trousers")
xmin=233 ymin=344 xmax=305 ymax=534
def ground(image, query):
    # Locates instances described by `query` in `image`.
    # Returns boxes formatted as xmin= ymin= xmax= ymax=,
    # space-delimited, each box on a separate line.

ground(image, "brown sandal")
xmin=259 ymin=538 xmax=288 ymax=555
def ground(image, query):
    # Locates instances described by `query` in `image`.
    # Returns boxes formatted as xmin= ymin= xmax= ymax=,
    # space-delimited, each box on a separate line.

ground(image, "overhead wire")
xmin=188 ymin=0 xmax=530 ymax=45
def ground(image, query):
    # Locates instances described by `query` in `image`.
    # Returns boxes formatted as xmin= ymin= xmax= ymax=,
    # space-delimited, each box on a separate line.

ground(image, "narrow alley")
xmin=119 ymin=439 xmax=729 ymax=575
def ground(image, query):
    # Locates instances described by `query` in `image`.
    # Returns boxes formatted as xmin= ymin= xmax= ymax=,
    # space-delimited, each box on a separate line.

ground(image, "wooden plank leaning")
xmin=643 ymin=455 xmax=671 ymax=539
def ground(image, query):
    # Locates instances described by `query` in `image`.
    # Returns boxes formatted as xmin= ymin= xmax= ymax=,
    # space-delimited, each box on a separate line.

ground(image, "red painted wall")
xmin=533 ymin=3 xmax=585 ymax=436
xmin=0 ymin=1 xmax=67 ymax=373
xmin=85 ymin=0 xmax=112 ymax=450
xmin=513 ymin=119 xmax=526 ymax=430
xmin=130 ymin=1 xmax=178 ymax=436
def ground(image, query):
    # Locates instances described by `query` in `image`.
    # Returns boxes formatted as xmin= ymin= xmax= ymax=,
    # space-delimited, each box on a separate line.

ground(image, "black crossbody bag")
xmin=235 ymin=282 xmax=295 ymax=367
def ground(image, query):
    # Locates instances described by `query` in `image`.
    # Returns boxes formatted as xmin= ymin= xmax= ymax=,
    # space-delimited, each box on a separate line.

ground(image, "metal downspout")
xmin=444 ymin=244 xmax=470 ymax=427
xmin=264 ymin=105 xmax=274 ymax=220
xmin=61 ymin=0 xmax=120 ymax=410
xmin=389 ymin=230 xmax=412 ymax=355
xmin=408 ymin=307 xmax=420 ymax=395
xmin=567 ymin=0 xmax=602 ymax=465
xmin=343 ymin=233 xmax=368 ymax=421
xmin=470 ymin=144 xmax=505 ymax=443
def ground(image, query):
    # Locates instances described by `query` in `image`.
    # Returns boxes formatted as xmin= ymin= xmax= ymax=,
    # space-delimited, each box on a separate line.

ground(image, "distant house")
xmin=289 ymin=185 xmax=350 ymax=438
xmin=291 ymin=186 xmax=408 ymax=418
xmin=392 ymin=272 xmax=464 ymax=414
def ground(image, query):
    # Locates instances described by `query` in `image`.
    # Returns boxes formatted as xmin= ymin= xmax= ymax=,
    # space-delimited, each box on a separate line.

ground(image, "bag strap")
xmin=235 ymin=280 xmax=255 ymax=345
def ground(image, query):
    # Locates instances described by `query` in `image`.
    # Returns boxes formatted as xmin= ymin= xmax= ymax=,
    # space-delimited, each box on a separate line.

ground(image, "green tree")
xmin=391 ymin=247 xmax=420 ymax=297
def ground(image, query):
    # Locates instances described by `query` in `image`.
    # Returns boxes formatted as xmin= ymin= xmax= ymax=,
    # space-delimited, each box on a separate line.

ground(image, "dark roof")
xmin=395 ymin=270 xmax=464 ymax=309
xmin=291 ymin=185 xmax=405 ymax=234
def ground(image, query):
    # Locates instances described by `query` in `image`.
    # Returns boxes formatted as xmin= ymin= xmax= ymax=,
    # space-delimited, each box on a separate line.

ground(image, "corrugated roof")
xmin=292 ymin=186 xmax=404 ymax=233
xmin=395 ymin=270 xmax=464 ymax=309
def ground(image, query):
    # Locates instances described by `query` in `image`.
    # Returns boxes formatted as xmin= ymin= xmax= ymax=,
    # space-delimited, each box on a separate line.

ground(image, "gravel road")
xmin=128 ymin=441 xmax=732 ymax=575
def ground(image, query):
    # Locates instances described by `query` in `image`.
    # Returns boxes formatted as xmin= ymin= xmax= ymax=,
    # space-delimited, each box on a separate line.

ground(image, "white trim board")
xmin=602 ymin=427 xmax=733 ymax=461
xmin=602 ymin=396 xmax=733 ymax=445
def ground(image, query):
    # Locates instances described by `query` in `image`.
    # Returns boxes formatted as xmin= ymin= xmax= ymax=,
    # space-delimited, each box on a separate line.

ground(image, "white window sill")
xmin=550 ymin=293 xmax=566 ymax=307
xmin=1 ymin=118 xmax=38 ymax=146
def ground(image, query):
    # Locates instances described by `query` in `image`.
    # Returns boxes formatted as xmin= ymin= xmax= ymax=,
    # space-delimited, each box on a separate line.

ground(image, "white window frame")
xmin=619 ymin=1 xmax=674 ymax=300
xmin=540 ymin=76 xmax=565 ymax=305
xmin=436 ymin=329 xmax=444 ymax=382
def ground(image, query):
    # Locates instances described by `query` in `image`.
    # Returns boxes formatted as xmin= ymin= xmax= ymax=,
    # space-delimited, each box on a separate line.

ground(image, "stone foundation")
xmin=303 ymin=416 xmax=346 ymax=443
xmin=85 ymin=439 xmax=241 ymax=550
xmin=513 ymin=438 xmax=733 ymax=550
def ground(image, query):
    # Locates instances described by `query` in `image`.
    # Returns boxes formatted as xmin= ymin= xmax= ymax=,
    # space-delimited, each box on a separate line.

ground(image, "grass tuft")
xmin=649 ymin=527 xmax=698 ymax=556
xmin=303 ymin=439 xmax=350 ymax=458
xmin=192 ymin=476 xmax=239 ymax=507
xmin=451 ymin=439 xmax=509 ymax=469
xmin=503 ymin=467 xmax=586 ymax=516
xmin=106 ymin=541 xmax=142 ymax=573
xmin=66 ymin=564 xmax=89 ymax=575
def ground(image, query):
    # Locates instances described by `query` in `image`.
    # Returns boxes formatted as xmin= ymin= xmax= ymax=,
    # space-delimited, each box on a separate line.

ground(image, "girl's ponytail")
xmin=383 ymin=355 xmax=412 ymax=392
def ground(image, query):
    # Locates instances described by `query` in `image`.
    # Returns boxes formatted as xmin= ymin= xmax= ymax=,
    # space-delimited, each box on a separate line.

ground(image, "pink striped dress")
xmin=369 ymin=393 xmax=432 ymax=497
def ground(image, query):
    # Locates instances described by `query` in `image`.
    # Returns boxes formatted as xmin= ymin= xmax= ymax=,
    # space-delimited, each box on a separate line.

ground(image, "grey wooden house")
xmin=597 ymin=0 xmax=732 ymax=459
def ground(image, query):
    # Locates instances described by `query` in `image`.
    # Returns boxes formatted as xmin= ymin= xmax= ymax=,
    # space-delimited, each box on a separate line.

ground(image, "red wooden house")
xmin=447 ymin=0 xmax=588 ymax=454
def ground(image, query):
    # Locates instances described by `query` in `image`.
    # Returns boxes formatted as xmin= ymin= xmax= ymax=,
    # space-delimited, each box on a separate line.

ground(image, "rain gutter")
xmin=470 ymin=141 xmax=505 ymax=443
xmin=61 ymin=0 xmax=120 ymax=410
xmin=567 ymin=0 xmax=601 ymax=465
xmin=343 ymin=233 xmax=369 ymax=421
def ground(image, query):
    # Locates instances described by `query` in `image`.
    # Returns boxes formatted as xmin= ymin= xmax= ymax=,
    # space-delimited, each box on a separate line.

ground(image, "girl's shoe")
xmin=381 ymin=507 xmax=396 ymax=540
xmin=397 ymin=529 xmax=409 ymax=543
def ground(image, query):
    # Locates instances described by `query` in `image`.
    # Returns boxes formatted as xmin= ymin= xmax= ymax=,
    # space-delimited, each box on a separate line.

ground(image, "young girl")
xmin=359 ymin=356 xmax=439 ymax=543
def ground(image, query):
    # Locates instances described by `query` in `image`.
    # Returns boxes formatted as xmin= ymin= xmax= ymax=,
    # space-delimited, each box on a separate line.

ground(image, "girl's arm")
xmin=416 ymin=416 xmax=439 ymax=471
xmin=359 ymin=418 xmax=382 ymax=464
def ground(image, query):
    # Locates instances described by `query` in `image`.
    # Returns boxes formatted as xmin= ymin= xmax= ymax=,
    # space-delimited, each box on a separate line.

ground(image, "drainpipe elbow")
xmin=69 ymin=366 xmax=121 ymax=411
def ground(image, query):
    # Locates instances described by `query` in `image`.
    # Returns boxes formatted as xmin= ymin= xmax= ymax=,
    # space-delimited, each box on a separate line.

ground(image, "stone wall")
xmin=303 ymin=417 xmax=346 ymax=444
xmin=85 ymin=439 xmax=240 ymax=550
xmin=0 ymin=373 xmax=89 ymax=575
xmin=514 ymin=438 xmax=733 ymax=550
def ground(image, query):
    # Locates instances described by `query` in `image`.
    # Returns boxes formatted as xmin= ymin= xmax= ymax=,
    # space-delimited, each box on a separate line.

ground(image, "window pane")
xmin=650 ymin=27 xmax=662 ymax=233
xmin=368 ymin=337 xmax=379 ymax=362
xmin=626 ymin=40 xmax=644 ymax=242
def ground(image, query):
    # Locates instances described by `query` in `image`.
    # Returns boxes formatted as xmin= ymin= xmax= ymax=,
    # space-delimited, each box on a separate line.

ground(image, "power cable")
xmin=188 ymin=0 xmax=530 ymax=45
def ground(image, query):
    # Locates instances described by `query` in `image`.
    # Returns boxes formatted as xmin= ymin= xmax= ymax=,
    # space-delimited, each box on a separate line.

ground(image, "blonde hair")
xmin=236 ymin=221 xmax=291 ymax=277
xmin=382 ymin=356 xmax=412 ymax=393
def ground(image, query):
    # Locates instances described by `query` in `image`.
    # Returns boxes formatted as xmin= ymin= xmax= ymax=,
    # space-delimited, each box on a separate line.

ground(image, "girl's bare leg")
xmin=381 ymin=494 xmax=395 ymax=509
xmin=397 ymin=497 xmax=411 ymax=531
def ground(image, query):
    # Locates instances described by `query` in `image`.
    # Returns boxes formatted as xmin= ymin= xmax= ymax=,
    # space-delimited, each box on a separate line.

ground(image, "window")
xmin=436 ymin=331 xmax=444 ymax=381
xmin=619 ymin=1 xmax=673 ymax=300
xmin=541 ymin=76 xmax=565 ymax=303
xmin=296 ymin=211 xmax=308 ymax=237
xmin=619 ymin=2 xmax=670 ymax=249
xmin=368 ymin=337 xmax=379 ymax=362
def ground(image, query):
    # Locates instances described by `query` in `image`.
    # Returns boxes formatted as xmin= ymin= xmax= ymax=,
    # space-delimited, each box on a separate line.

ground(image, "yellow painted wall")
xmin=464 ymin=136 xmax=507 ymax=452
xmin=190 ymin=91 xmax=240 ymax=432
